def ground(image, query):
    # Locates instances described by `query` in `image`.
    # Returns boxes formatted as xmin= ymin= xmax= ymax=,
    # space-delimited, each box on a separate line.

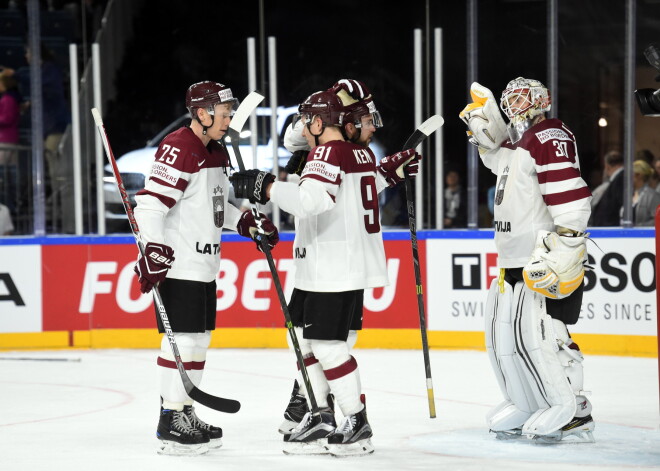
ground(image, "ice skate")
xmin=282 ymin=407 xmax=336 ymax=455
xmin=156 ymin=407 xmax=210 ymax=455
xmin=183 ymin=405 xmax=223 ymax=449
xmin=493 ymin=428 xmax=524 ymax=440
xmin=325 ymin=395 xmax=374 ymax=457
xmin=278 ymin=380 xmax=310 ymax=434
xmin=533 ymin=415 xmax=595 ymax=444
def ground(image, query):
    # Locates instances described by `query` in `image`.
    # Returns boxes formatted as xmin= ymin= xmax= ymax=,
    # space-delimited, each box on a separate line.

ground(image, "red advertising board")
xmin=41 ymin=238 xmax=424 ymax=331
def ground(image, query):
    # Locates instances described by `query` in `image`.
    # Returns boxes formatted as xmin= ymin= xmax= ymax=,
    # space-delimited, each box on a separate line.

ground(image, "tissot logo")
xmin=452 ymin=254 xmax=481 ymax=289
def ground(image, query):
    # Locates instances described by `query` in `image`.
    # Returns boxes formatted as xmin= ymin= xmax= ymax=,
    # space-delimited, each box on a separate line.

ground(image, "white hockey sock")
xmin=324 ymin=356 xmax=362 ymax=416
xmin=184 ymin=332 xmax=211 ymax=407
xmin=158 ymin=333 xmax=201 ymax=410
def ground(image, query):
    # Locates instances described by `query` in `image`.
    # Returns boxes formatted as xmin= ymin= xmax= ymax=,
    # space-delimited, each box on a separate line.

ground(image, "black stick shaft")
xmin=228 ymin=127 xmax=320 ymax=416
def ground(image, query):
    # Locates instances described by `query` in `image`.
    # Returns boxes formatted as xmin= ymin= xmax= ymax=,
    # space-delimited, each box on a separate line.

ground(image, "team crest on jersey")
xmin=212 ymin=185 xmax=224 ymax=228
xmin=494 ymin=166 xmax=509 ymax=206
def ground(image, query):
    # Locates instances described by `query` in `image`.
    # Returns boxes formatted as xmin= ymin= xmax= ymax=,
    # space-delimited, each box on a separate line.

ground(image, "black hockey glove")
xmin=284 ymin=150 xmax=308 ymax=176
xmin=236 ymin=210 xmax=280 ymax=252
xmin=229 ymin=169 xmax=275 ymax=205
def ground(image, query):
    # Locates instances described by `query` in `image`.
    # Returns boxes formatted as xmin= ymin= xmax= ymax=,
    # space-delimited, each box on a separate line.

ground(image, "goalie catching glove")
xmin=229 ymin=169 xmax=275 ymax=205
xmin=377 ymin=149 xmax=421 ymax=187
xmin=523 ymin=230 xmax=587 ymax=299
xmin=459 ymin=82 xmax=508 ymax=153
xmin=236 ymin=210 xmax=280 ymax=252
xmin=134 ymin=242 xmax=175 ymax=294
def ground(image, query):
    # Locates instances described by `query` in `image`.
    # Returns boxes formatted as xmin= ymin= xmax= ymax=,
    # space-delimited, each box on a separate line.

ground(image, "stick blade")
xmin=229 ymin=91 xmax=266 ymax=134
xmin=402 ymin=115 xmax=444 ymax=150
xmin=187 ymin=385 xmax=241 ymax=413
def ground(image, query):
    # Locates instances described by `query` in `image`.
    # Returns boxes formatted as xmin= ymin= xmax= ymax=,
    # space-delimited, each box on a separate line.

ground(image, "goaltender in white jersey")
xmin=460 ymin=77 xmax=594 ymax=444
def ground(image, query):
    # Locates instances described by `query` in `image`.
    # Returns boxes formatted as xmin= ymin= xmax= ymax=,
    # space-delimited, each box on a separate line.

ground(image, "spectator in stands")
xmin=651 ymin=154 xmax=660 ymax=192
xmin=590 ymin=150 xmax=624 ymax=226
xmin=5 ymin=42 xmax=70 ymax=221
xmin=0 ymin=70 xmax=21 ymax=214
xmin=0 ymin=201 xmax=14 ymax=235
xmin=443 ymin=169 xmax=467 ymax=228
xmin=627 ymin=160 xmax=660 ymax=226
xmin=636 ymin=149 xmax=655 ymax=165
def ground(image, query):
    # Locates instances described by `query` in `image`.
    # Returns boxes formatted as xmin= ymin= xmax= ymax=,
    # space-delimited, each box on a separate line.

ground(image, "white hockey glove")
xmin=459 ymin=82 xmax=508 ymax=153
xmin=523 ymin=230 xmax=587 ymax=299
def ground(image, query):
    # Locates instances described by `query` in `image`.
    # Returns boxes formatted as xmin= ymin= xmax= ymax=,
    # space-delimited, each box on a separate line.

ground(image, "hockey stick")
xmin=227 ymin=92 xmax=321 ymax=418
xmin=401 ymin=114 xmax=444 ymax=418
xmin=91 ymin=108 xmax=241 ymax=414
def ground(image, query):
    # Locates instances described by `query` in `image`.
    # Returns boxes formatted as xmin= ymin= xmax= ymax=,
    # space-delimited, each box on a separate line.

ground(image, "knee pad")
xmin=485 ymin=279 xmax=539 ymax=430
xmin=310 ymin=339 xmax=351 ymax=370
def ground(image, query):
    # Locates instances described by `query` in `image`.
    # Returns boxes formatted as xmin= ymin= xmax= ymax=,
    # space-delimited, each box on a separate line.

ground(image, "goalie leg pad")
xmin=517 ymin=290 xmax=577 ymax=436
xmin=485 ymin=279 xmax=538 ymax=431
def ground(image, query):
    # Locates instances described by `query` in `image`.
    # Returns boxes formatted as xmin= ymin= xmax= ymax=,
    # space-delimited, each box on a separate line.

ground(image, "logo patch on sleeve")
xmin=302 ymin=161 xmax=340 ymax=181
xmin=151 ymin=162 xmax=181 ymax=186
xmin=535 ymin=128 xmax=570 ymax=143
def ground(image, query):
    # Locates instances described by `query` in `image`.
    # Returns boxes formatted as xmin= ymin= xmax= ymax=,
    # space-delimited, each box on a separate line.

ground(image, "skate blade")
xmin=326 ymin=438 xmax=375 ymax=457
xmin=283 ymin=439 xmax=329 ymax=455
xmin=493 ymin=429 xmax=524 ymax=441
xmin=157 ymin=440 xmax=209 ymax=456
xmin=534 ymin=426 xmax=595 ymax=444
xmin=279 ymin=419 xmax=299 ymax=435
xmin=208 ymin=438 xmax=223 ymax=449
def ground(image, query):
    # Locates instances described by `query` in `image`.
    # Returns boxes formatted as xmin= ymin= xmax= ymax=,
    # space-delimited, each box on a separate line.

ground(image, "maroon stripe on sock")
xmin=324 ymin=356 xmax=357 ymax=381
xmin=157 ymin=357 xmax=206 ymax=370
xmin=296 ymin=356 xmax=319 ymax=370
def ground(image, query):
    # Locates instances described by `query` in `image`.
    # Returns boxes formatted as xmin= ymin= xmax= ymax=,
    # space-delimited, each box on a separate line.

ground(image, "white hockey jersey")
xmin=481 ymin=118 xmax=592 ymax=268
xmin=270 ymin=139 xmax=389 ymax=292
xmin=134 ymin=127 xmax=242 ymax=283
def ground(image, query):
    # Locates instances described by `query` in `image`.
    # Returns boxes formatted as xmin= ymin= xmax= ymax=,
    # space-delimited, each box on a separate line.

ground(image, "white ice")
xmin=1 ymin=348 xmax=659 ymax=470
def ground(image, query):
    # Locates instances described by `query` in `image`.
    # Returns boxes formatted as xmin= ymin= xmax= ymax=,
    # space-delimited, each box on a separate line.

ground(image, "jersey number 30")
xmin=360 ymin=176 xmax=380 ymax=234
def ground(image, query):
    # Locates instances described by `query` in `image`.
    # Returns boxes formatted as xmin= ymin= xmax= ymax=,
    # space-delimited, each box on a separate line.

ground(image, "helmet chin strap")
xmin=306 ymin=121 xmax=325 ymax=147
xmin=196 ymin=107 xmax=215 ymax=135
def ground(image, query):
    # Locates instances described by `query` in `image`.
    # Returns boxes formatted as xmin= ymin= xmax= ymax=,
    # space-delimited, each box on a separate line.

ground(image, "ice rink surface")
xmin=2 ymin=348 xmax=659 ymax=471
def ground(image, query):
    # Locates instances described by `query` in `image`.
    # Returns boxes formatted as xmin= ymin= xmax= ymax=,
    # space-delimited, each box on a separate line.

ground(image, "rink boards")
xmin=0 ymin=228 xmax=656 ymax=357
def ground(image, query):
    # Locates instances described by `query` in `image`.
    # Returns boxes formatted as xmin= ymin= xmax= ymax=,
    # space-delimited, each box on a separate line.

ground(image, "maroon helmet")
xmin=331 ymin=79 xmax=383 ymax=129
xmin=331 ymin=78 xmax=371 ymax=101
xmin=298 ymin=90 xmax=345 ymax=126
xmin=185 ymin=81 xmax=238 ymax=118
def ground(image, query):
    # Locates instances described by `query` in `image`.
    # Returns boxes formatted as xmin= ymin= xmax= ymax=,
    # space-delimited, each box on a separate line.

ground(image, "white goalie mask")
xmin=500 ymin=77 xmax=551 ymax=143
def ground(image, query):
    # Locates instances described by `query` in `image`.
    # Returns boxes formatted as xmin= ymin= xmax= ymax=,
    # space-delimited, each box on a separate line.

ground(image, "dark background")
xmin=104 ymin=0 xmax=660 ymax=216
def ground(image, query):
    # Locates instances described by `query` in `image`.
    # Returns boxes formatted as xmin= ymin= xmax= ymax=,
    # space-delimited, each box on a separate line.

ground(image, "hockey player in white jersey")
xmin=460 ymin=77 xmax=594 ymax=443
xmin=277 ymin=79 xmax=407 ymax=435
xmin=230 ymin=90 xmax=420 ymax=456
xmin=133 ymin=81 xmax=279 ymax=455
